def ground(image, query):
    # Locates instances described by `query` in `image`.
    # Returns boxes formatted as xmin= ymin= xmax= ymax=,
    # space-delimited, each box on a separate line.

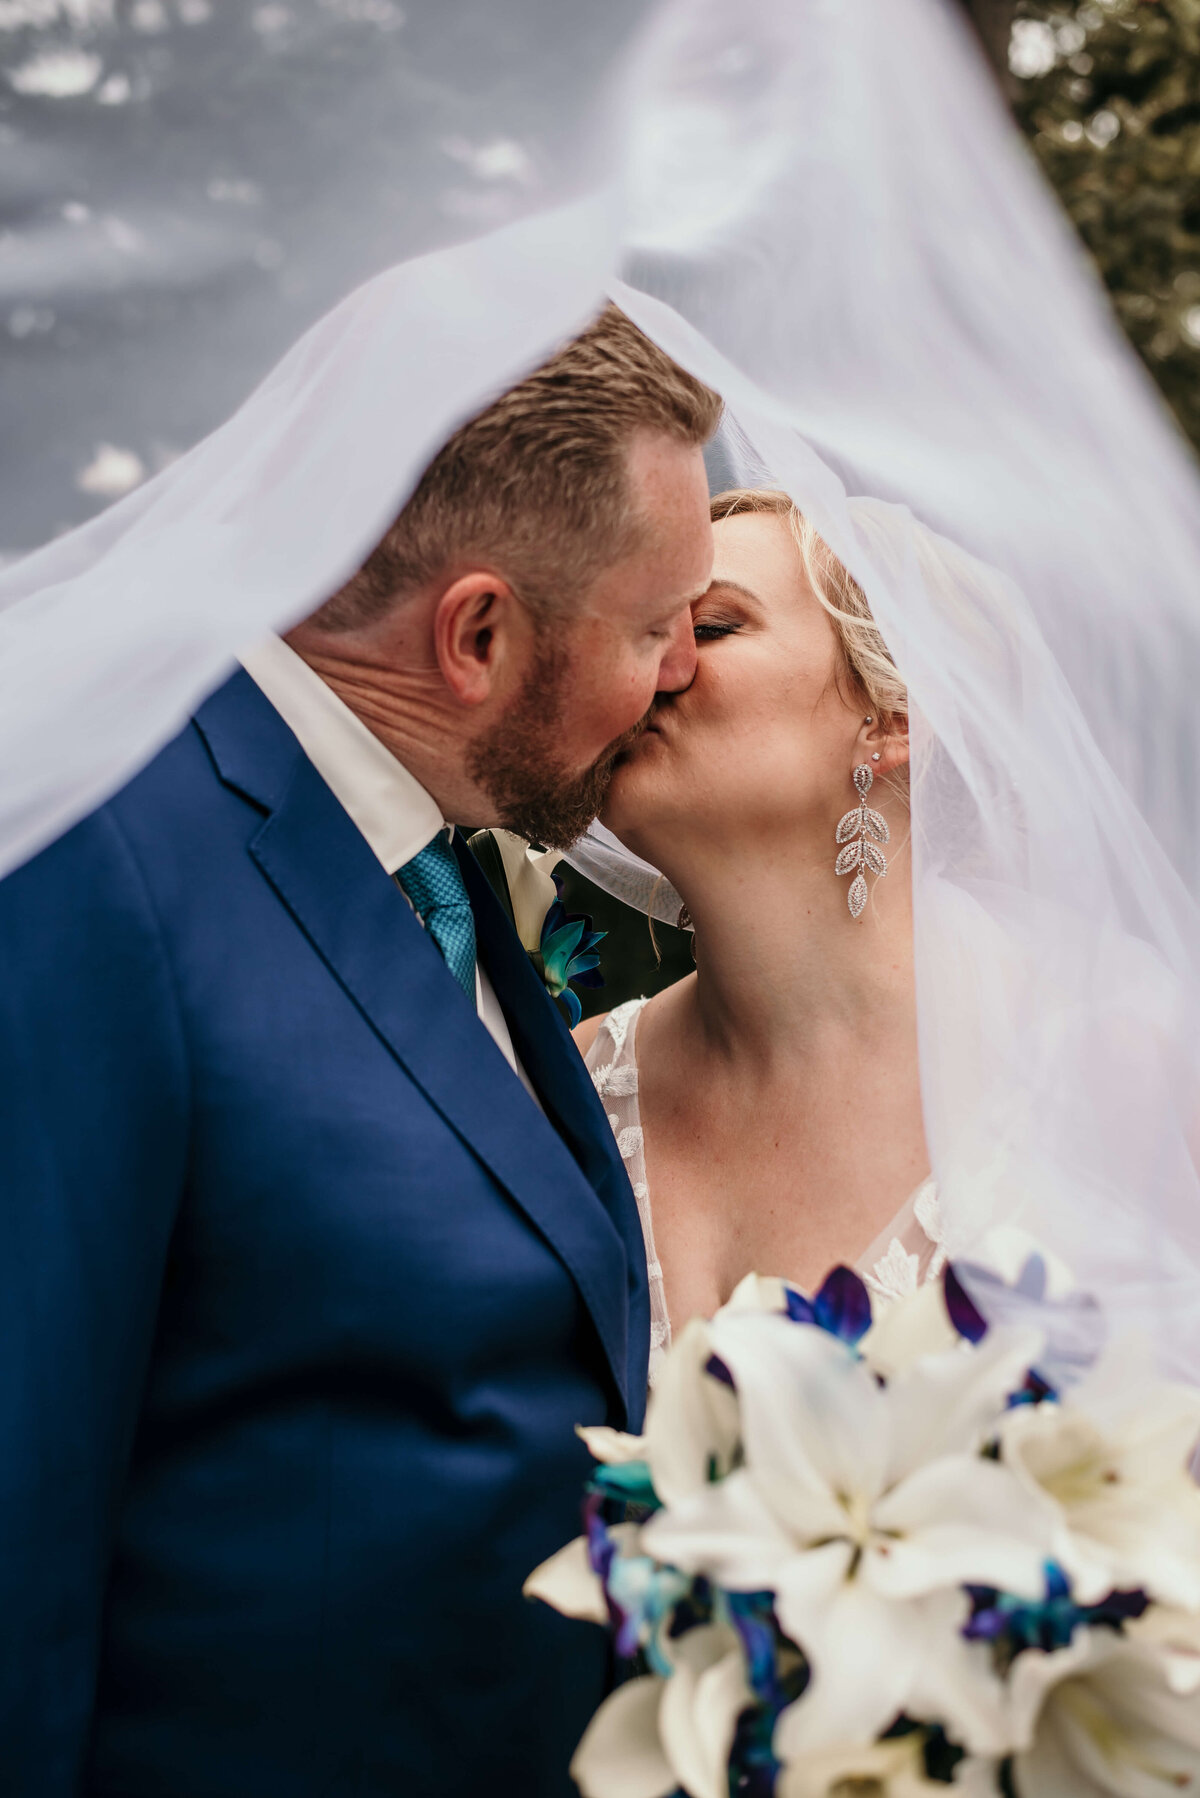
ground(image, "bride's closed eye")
xmin=692 ymin=578 xmax=759 ymax=642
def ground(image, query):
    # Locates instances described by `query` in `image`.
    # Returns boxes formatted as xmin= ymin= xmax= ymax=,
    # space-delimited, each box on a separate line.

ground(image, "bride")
xmin=574 ymin=487 xmax=944 ymax=1380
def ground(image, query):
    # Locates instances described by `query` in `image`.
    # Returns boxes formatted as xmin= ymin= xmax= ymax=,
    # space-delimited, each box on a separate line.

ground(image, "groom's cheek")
xmin=555 ymin=630 xmax=643 ymax=762
xmin=589 ymin=663 xmax=656 ymax=762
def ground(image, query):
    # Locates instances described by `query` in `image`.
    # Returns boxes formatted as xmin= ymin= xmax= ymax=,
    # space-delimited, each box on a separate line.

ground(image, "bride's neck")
xmin=666 ymin=819 xmax=915 ymax=1067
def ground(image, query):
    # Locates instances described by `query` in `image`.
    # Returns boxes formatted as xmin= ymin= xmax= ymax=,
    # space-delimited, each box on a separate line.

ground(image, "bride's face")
xmin=601 ymin=511 xmax=867 ymax=861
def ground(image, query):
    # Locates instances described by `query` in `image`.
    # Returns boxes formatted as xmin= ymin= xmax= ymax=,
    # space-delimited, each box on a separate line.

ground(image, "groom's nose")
xmin=654 ymin=607 xmax=698 ymax=694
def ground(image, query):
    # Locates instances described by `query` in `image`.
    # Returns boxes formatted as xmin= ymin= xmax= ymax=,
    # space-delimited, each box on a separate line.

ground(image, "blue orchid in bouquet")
xmin=526 ymin=1256 xmax=1200 ymax=1798
xmin=963 ymin=1559 xmax=1147 ymax=1668
xmin=530 ymin=875 xmax=606 ymax=1027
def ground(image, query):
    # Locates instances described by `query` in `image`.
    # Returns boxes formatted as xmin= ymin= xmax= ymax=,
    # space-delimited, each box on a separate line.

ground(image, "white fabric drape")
xmin=2 ymin=0 xmax=1199 ymax=1371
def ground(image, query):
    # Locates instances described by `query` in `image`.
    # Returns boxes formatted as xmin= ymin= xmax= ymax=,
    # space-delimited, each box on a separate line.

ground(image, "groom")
xmin=0 ymin=305 xmax=718 ymax=1797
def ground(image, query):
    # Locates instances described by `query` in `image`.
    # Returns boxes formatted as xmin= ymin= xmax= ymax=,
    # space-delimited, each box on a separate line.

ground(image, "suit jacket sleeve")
xmin=0 ymin=808 xmax=190 ymax=1793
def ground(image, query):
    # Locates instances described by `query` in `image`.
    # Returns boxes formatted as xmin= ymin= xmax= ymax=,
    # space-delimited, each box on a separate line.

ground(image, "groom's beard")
xmin=467 ymin=638 xmax=649 ymax=851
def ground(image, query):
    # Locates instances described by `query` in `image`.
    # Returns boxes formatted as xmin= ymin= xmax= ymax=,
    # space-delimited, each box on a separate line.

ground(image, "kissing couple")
xmin=1 ymin=303 xmax=934 ymax=1797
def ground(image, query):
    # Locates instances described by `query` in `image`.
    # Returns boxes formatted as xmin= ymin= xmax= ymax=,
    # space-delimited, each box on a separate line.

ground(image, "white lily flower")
xmin=1127 ymin=1602 xmax=1200 ymax=1677
xmin=642 ymin=1311 xmax=1050 ymax=1756
xmin=489 ymin=829 xmax=561 ymax=951
xmin=972 ymin=1226 xmax=1077 ymax=1299
xmin=569 ymin=1624 xmax=751 ymax=1798
xmin=523 ymin=1524 xmax=640 ymax=1624
xmin=999 ymin=1335 xmax=1200 ymax=1606
xmin=716 ymin=1271 xmax=790 ymax=1318
xmin=777 ymin=1733 xmax=953 ymax=1796
xmin=950 ymin=1761 xmax=1003 ymax=1796
xmin=576 ymin=1424 xmax=649 ymax=1465
xmin=860 ymin=1277 xmax=959 ymax=1381
xmin=641 ymin=1317 xmax=741 ymax=1509
xmin=524 ymin=1419 xmax=654 ymax=1624
xmin=1007 ymin=1625 xmax=1200 ymax=1797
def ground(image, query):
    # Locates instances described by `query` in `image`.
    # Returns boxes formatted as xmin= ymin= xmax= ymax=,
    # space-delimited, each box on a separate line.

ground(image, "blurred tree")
xmin=1007 ymin=0 xmax=1200 ymax=454
xmin=553 ymin=870 xmax=694 ymax=1016
xmin=958 ymin=0 xmax=1021 ymax=72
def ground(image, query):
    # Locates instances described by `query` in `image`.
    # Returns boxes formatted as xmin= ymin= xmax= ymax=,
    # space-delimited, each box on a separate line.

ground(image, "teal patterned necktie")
xmin=396 ymin=833 xmax=476 ymax=1002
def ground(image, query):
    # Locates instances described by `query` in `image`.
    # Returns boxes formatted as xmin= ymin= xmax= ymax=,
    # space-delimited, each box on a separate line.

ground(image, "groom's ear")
xmin=432 ymin=571 xmax=524 ymax=709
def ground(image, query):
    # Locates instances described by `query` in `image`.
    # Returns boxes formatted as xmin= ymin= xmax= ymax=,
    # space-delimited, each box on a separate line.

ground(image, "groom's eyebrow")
xmin=648 ymin=581 xmax=709 ymax=626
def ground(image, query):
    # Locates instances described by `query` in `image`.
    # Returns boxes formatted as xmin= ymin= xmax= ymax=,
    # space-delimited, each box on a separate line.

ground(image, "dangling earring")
xmin=836 ymin=763 xmax=889 ymax=917
xmin=677 ymin=902 xmax=698 ymax=964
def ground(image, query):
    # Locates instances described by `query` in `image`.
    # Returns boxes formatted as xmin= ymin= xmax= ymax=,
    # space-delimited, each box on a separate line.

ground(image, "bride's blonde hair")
xmin=710 ymin=488 xmax=908 ymax=729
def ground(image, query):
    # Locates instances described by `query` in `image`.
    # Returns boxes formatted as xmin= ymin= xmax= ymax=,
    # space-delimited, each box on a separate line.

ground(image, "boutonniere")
xmin=487 ymin=830 xmax=606 ymax=1027
xmin=531 ymin=878 xmax=606 ymax=1027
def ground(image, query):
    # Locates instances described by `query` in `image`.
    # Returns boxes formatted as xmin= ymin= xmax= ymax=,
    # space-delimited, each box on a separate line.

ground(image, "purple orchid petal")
xmin=1044 ymin=1561 xmax=1070 ymax=1601
xmin=705 ymin=1353 xmax=736 ymax=1389
xmin=783 ymin=1286 xmax=818 ymax=1326
xmin=813 ymin=1264 xmax=872 ymax=1345
xmin=583 ymin=1494 xmax=615 ymax=1581
xmin=962 ymin=1605 xmax=1008 ymax=1642
xmin=944 ymin=1262 xmax=989 ymax=1343
xmin=953 ymin=1259 xmax=1106 ymax=1391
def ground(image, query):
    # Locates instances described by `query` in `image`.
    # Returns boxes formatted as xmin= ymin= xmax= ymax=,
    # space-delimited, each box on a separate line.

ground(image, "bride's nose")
xmin=654 ymin=608 xmax=698 ymax=695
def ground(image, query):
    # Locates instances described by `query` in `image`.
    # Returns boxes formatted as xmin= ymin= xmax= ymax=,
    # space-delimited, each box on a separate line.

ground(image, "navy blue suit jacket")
xmin=0 ymin=670 xmax=649 ymax=1796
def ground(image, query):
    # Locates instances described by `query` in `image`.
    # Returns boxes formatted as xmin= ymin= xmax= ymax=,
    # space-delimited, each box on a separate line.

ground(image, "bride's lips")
xmin=612 ymin=722 xmax=662 ymax=768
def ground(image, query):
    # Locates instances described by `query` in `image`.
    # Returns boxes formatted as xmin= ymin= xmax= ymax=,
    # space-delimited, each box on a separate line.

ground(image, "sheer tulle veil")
xmin=3 ymin=0 xmax=1199 ymax=1370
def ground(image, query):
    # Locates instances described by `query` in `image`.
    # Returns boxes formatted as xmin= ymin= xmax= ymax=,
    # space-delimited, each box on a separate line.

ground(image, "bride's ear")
xmin=859 ymin=708 xmax=909 ymax=778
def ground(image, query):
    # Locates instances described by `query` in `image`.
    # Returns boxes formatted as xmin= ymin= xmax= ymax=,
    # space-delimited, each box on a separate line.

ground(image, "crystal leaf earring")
xmin=835 ymin=764 xmax=889 ymax=918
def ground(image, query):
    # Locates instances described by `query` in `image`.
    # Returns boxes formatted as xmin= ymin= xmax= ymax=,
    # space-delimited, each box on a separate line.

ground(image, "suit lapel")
xmin=195 ymin=673 xmax=638 ymax=1422
xmin=460 ymin=843 xmax=650 ymax=1424
xmin=458 ymin=843 xmax=649 ymax=1350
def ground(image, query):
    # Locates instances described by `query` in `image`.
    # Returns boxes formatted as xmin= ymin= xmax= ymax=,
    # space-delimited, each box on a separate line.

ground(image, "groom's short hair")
xmin=315 ymin=303 xmax=722 ymax=630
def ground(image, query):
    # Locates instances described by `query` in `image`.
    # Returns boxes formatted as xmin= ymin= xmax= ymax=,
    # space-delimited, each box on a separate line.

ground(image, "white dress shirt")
xmin=239 ymin=635 xmax=539 ymax=1104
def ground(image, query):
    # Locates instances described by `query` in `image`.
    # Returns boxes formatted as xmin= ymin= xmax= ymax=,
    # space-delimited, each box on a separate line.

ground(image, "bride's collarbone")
xmin=635 ymin=1012 xmax=928 ymax=1295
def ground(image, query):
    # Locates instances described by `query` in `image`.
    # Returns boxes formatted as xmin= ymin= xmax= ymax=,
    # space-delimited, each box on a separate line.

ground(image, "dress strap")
xmin=582 ymin=997 xmax=669 ymax=1383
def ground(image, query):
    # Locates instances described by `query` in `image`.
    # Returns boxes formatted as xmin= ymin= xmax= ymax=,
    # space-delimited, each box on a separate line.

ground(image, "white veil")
xmin=3 ymin=0 xmax=1199 ymax=1371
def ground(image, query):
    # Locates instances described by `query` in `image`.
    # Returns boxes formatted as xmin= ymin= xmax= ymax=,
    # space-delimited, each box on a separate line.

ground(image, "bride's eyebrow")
xmin=697 ymin=578 xmax=759 ymax=605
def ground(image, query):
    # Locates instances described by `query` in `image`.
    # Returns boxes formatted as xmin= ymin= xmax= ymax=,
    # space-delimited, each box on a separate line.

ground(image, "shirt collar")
xmin=238 ymin=635 xmax=445 ymax=875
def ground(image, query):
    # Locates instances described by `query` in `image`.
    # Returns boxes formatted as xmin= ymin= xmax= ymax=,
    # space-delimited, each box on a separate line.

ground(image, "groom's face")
xmin=472 ymin=433 xmax=713 ymax=848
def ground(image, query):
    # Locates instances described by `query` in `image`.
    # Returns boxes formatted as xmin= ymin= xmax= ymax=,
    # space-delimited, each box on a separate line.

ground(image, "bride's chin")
xmin=598 ymin=771 xmax=648 ymax=838
xmin=599 ymin=766 xmax=673 ymax=846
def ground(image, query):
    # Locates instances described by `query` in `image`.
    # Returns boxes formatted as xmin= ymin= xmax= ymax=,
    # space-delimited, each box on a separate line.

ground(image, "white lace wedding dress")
xmin=586 ymin=997 xmax=947 ymax=1386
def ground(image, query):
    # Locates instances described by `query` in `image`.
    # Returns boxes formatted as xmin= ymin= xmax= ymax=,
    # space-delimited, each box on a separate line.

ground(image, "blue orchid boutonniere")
xmin=478 ymin=830 xmax=607 ymax=1028
xmin=531 ymin=877 xmax=606 ymax=1028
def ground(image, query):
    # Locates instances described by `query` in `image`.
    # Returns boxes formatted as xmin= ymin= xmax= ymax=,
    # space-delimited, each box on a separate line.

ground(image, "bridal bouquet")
xmin=526 ymin=1256 xmax=1200 ymax=1797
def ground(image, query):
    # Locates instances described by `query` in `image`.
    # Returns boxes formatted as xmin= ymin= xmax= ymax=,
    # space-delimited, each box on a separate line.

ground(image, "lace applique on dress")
xmin=584 ymin=998 xmax=669 ymax=1377
xmin=600 ymin=996 xmax=641 ymax=1061
xmin=915 ymin=1183 xmax=948 ymax=1281
xmin=867 ymin=1236 xmax=921 ymax=1302
xmin=861 ymin=1176 xmax=946 ymax=1301
xmin=595 ymin=1064 xmax=639 ymax=1099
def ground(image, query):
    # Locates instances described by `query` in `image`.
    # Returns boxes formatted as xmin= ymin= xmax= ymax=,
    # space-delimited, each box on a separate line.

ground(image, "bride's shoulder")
xmin=572 ymin=1013 xmax=606 ymax=1057
xmin=572 ymin=995 xmax=650 ymax=1065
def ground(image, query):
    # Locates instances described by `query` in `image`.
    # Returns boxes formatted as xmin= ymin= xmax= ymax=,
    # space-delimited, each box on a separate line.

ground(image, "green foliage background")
xmin=1012 ymin=0 xmax=1200 ymax=451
